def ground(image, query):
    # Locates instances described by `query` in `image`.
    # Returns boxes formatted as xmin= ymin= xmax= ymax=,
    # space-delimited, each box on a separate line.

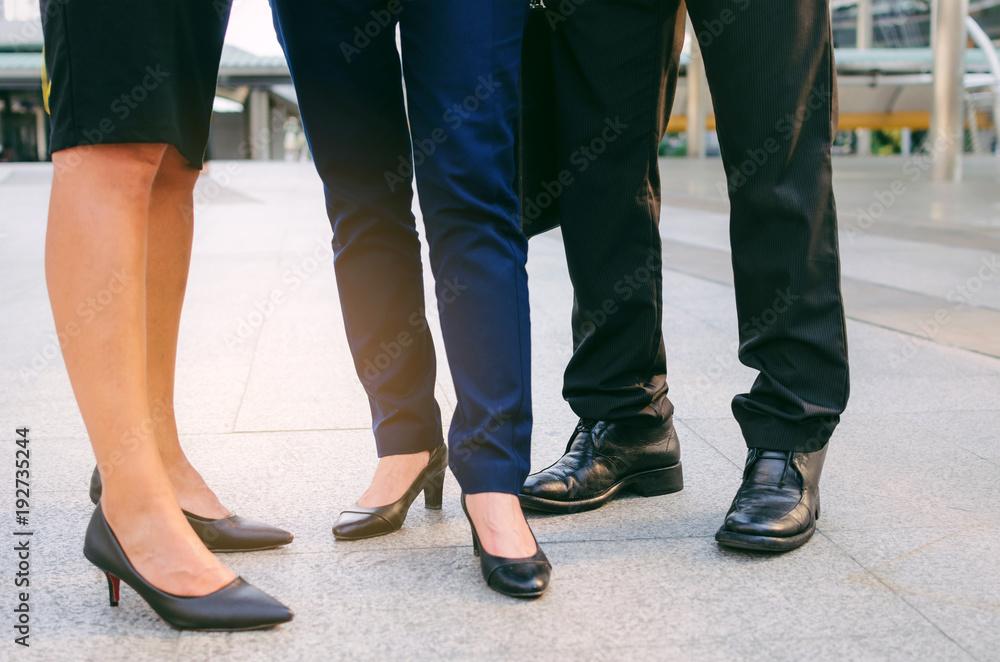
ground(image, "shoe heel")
xmin=105 ymin=572 xmax=121 ymax=607
xmin=471 ymin=530 xmax=481 ymax=557
xmin=630 ymin=463 xmax=684 ymax=497
xmin=423 ymin=471 xmax=445 ymax=510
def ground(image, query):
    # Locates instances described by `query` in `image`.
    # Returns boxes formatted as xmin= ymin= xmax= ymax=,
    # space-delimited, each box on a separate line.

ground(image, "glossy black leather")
xmin=715 ymin=446 xmax=828 ymax=552
xmin=90 ymin=465 xmax=293 ymax=553
xmin=519 ymin=418 xmax=683 ymax=513
xmin=461 ymin=495 xmax=550 ymax=599
xmin=333 ymin=444 xmax=447 ymax=540
xmin=83 ymin=505 xmax=293 ymax=631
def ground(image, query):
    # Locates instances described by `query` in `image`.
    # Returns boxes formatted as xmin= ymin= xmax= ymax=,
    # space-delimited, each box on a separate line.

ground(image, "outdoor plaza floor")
xmin=0 ymin=155 xmax=997 ymax=661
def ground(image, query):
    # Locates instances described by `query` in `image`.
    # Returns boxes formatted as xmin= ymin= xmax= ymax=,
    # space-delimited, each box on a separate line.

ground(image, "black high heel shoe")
xmin=333 ymin=444 xmax=447 ymax=540
xmin=90 ymin=466 xmax=293 ymax=553
xmin=461 ymin=494 xmax=551 ymax=599
xmin=83 ymin=505 xmax=293 ymax=631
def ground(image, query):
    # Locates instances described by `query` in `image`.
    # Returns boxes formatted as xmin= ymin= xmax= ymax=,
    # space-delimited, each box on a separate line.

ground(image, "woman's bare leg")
xmin=45 ymin=143 xmax=234 ymax=596
xmin=145 ymin=146 xmax=229 ymax=519
xmin=464 ymin=493 xmax=537 ymax=558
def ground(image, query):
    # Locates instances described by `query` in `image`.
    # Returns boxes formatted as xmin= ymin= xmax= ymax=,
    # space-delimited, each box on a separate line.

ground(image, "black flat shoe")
xmin=83 ymin=505 xmax=293 ymax=631
xmin=90 ymin=466 xmax=293 ymax=553
xmin=519 ymin=418 xmax=683 ymax=514
xmin=332 ymin=444 xmax=447 ymax=540
xmin=715 ymin=446 xmax=828 ymax=553
xmin=461 ymin=494 xmax=551 ymax=599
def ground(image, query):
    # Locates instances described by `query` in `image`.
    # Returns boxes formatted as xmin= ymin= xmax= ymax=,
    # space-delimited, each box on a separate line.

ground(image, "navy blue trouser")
xmin=271 ymin=0 xmax=532 ymax=494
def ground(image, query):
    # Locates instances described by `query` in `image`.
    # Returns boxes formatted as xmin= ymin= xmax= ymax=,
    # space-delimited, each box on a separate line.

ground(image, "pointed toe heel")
xmin=84 ymin=505 xmax=293 ymax=631
xmin=89 ymin=465 xmax=294 ymax=553
xmin=333 ymin=444 xmax=448 ymax=540
xmin=461 ymin=495 xmax=551 ymax=599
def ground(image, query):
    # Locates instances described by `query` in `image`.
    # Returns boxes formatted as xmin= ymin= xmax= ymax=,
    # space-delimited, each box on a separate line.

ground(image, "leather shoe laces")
xmin=566 ymin=419 xmax=597 ymax=451
xmin=744 ymin=449 xmax=800 ymax=488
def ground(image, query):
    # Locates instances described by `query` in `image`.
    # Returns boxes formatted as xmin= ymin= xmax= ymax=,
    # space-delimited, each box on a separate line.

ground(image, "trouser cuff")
xmin=737 ymin=411 xmax=839 ymax=453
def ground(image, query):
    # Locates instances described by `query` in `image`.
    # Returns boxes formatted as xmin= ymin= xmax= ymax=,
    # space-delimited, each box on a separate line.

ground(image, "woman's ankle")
xmin=464 ymin=493 xmax=537 ymax=558
xmin=356 ymin=450 xmax=431 ymax=507
xmin=159 ymin=460 xmax=231 ymax=519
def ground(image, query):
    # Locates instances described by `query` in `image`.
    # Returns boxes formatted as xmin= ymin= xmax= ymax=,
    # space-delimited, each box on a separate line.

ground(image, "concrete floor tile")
xmin=4 ymin=159 xmax=1000 ymax=659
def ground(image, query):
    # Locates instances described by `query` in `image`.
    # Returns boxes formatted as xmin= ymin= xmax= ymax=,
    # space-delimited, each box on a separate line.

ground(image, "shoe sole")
xmin=332 ymin=527 xmax=400 ymax=542
xmin=714 ymin=523 xmax=816 ymax=553
xmin=497 ymin=589 xmax=545 ymax=600
xmin=172 ymin=620 xmax=293 ymax=632
xmin=518 ymin=462 xmax=683 ymax=514
xmin=83 ymin=552 xmax=294 ymax=632
xmin=211 ymin=543 xmax=291 ymax=554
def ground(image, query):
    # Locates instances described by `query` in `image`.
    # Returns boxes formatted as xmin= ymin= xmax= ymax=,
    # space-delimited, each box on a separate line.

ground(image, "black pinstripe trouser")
xmin=524 ymin=0 xmax=850 ymax=451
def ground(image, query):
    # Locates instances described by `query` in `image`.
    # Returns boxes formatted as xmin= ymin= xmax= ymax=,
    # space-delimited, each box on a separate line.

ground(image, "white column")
xmin=248 ymin=88 xmax=271 ymax=161
xmin=931 ymin=0 xmax=969 ymax=182
xmin=930 ymin=0 xmax=939 ymax=49
xmin=35 ymin=106 xmax=47 ymax=161
xmin=686 ymin=22 xmax=709 ymax=159
xmin=855 ymin=0 xmax=873 ymax=156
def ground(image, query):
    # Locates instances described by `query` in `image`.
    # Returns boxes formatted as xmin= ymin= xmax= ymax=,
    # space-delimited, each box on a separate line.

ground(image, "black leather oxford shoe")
xmin=90 ymin=466 xmax=293 ymax=553
xmin=519 ymin=418 xmax=683 ymax=514
xmin=715 ymin=446 xmax=828 ymax=552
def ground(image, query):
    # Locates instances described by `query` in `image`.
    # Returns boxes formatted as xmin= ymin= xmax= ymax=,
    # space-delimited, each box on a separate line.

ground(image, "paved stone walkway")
xmin=0 ymin=157 xmax=997 ymax=661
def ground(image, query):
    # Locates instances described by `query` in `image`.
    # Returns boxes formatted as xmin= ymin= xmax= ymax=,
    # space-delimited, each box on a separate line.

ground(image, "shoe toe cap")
xmin=488 ymin=563 xmax=551 ymax=598
xmin=521 ymin=473 xmax=572 ymax=500
xmin=233 ymin=517 xmax=294 ymax=546
xmin=199 ymin=516 xmax=294 ymax=551
xmin=227 ymin=580 xmax=295 ymax=627
xmin=332 ymin=511 xmax=395 ymax=539
xmin=723 ymin=501 xmax=811 ymax=538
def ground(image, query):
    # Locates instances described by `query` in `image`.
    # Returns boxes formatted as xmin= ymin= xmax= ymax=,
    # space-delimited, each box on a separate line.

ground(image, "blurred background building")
xmin=0 ymin=0 xmax=298 ymax=163
xmin=1 ymin=0 xmax=999 ymax=174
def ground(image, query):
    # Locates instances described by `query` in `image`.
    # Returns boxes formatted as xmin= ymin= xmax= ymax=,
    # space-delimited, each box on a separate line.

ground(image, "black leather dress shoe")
xmin=715 ymin=446 xmax=828 ymax=552
xmin=90 ymin=466 xmax=293 ymax=553
xmin=519 ymin=418 xmax=683 ymax=514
